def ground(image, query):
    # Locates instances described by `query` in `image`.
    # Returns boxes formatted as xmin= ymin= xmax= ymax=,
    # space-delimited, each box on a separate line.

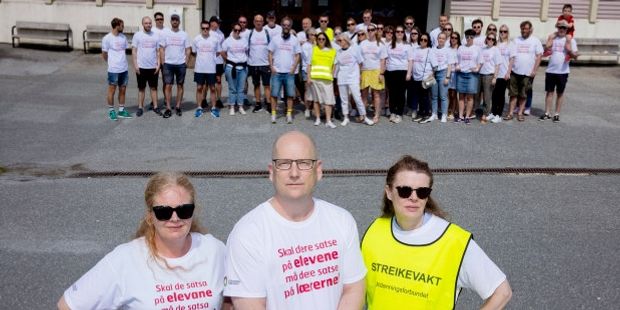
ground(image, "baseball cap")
xmin=267 ymin=10 xmax=276 ymax=18
xmin=556 ymin=20 xmax=569 ymax=28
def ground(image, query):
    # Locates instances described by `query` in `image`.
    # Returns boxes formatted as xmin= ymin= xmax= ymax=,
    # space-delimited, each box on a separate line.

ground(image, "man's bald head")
xmin=272 ymin=131 xmax=318 ymax=160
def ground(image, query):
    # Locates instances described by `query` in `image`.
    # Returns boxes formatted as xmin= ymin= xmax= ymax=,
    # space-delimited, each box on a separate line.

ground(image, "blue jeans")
xmin=224 ymin=65 xmax=248 ymax=105
xmin=431 ymin=69 xmax=448 ymax=115
xmin=270 ymin=73 xmax=296 ymax=98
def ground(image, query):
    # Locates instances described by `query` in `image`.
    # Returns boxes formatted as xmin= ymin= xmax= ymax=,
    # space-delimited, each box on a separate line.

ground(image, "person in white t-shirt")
xmin=192 ymin=20 xmax=222 ymax=119
xmin=102 ymin=18 xmax=131 ymax=121
xmin=490 ymin=25 xmax=514 ymax=123
xmin=58 ymin=172 xmax=229 ymax=310
xmin=224 ymin=131 xmax=367 ymax=310
xmin=152 ymin=12 xmax=169 ymax=107
xmin=428 ymin=32 xmax=455 ymax=123
xmin=208 ymin=16 xmax=226 ymax=109
xmin=411 ymin=33 xmax=435 ymax=124
xmin=540 ymin=20 xmax=578 ymax=123
xmin=462 ymin=19 xmax=486 ymax=49
xmin=359 ymin=24 xmax=387 ymax=124
xmin=361 ymin=155 xmax=512 ymax=309
xmin=430 ymin=14 xmax=449 ymax=48
xmin=160 ymin=13 xmax=191 ymax=118
xmin=222 ymin=23 xmax=250 ymax=115
xmin=455 ymin=29 xmax=483 ymax=123
xmin=132 ymin=16 xmax=161 ymax=117
xmin=356 ymin=9 xmax=373 ymax=32
xmin=344 ymin=18 xmax=358 ymax=42
xmin=385 ymin=25 xmax=414 ymax=124
xmin=335 ymin=34 xmax=374 ymax=126
xmin=505 ymin=20 xmax=543 ymax=122
xmin=265 ymin=11 xmax=283 ymax=38
xmin=478 ymin=33 xmax=502 ymax=123
xmin=296 ymin=17 xmax=313 ymax=45
xmin=248 ymin=14 xmax=272 ymax=113
xmin=268 ymin=17 xmax=301 ymax=124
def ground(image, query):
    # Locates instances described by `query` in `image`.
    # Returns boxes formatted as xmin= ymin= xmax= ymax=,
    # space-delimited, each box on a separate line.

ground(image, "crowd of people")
xmin=58 ymin=130 xmax=513 ymax=309
xmin=102 ymin=5 xmax=578 ymax=125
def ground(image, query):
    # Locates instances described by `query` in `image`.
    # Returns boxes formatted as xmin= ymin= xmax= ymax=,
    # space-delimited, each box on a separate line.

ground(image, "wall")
xmin=0 ymin=0 xmax=218 ymax=49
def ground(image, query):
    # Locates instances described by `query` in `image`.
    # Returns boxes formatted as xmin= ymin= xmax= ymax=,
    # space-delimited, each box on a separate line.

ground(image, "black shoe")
xmin=153 ymin=107 xmax=162 ymax=116
xmin=243 ymin=98 xmax=250 ymax=106
xmin=252 ymin=103 xmax=263 ymax=113
xmin=136 ymin=108 xmax=144 ymax=117
xmin=216 ymin=99 xmax=224 ymax=109
xmin=148 ymin=102 xmax=154 ymax=111
xmin=265 ymin=104 xmax=272 ymax=113
xmin=539 ymin=113 xmax=551 ymax=121
xmin=553 ymin=115 xmax=560 ymax=123
xmin=163 ymin=109 xmax=172 ymax=118
xmin=175 ymin=107 xmax=182 ymax=116
xmin=201 ymin=99 xmax=208 ymax=109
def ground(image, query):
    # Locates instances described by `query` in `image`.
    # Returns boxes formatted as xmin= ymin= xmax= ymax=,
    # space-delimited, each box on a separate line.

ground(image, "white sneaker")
xmin=304 ymin=109 xmax=311 ymax=118
xmin=341 ymin=117 xmax=350 ymax=126
xmin=440 ymin=115 xmax=447 ymax=123
xmin=363 ymin=116 xmax=375 ymax=126
xmin=487 ymin=113 xmax=495 ymax=120
xmin=393 ymin=115 xmax=402 ymax=124
xmin=271 ymin=114 xmax=276 ymax=124
xmin=286 ymin=114 xmax=293 ymax=124
xmin=326 ymin=121 xmax=337 ymax=129
xmin=421 ymin=114 xmax=437 ymax=124
xmin=229 ymin=108 xmax=235 ymax=116
xmin=314 ymin=118 xmax=321 ymax=126
xmin=524 ymin=108 xmax=531 ymax=116
xmin=491 ymin=115 xmax=502 ymax=123
xmin=389 ymin=114 xmax=395 ymax=122
xmin=238 ymin=105 xmax=246 ymax=115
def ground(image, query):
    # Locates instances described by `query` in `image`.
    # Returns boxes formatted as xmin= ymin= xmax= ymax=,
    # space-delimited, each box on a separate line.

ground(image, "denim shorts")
xmin=107 ymin=71 xmax=128 ymax=87
xmin=270 ymin=73 xmax=296 ymax=98
xmin=163 ymin=63 xmax=187 ymax=85
xmin=456 ymin=72 xmax=479 ymax=94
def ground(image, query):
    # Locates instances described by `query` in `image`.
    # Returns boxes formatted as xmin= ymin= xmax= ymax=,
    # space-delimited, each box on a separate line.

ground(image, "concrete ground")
xmin=0 ymin=44 xmax=619 ymax=309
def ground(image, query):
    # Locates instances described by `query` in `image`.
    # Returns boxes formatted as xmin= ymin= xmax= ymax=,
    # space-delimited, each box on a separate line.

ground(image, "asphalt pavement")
xmin=0 ymin=44 xmax=619 ymax=309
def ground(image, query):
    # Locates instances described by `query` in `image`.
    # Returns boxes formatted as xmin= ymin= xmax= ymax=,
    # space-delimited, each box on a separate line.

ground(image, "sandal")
xmin=517 ymin=115 xmax=525 ymax=122
xmin=503 ymin=115 xmax=513 ymax=121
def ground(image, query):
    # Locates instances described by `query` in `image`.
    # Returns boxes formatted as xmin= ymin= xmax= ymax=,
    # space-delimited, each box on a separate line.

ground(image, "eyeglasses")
xmin=155 ymin=18 xmax=164 ymax=21
xmin=405 ymin=22 xmax=414 ymax=25
xmin=233 ymin=29 xmax=241 ymax=32
xmin=395 ymin=30 xmax=404 ymax=33
xmin=152 ymin=204 xmax=195 ymax=221
xmin=347 ymin=23 xmax=355 ymax=26
xmin=420 ymin=38 xmax=428 ymax=42
xmin=466 ymin=35 xmax=474 ymax=39
xmin=499 ymin=30 xmax=508 ymax=33
xmin=368 ymin=28 xmax=376 ymax=32
xmin=444 ymin=28 xmax=452 ymax=31
xmin=486 ymin=37 xmax=496 ymax=41
xmin=272 ymin=159 xmax=317 ymax=170
xmin=358 ymin=33 xmax=366 ymax=36
xmin=473 ymin=25 xmax=481 ymax=29
xmin=317 ymin=37 xmax=326 ymax=41
xmin=201 ymin=27 xmax=209 ymax=30
xmin=319 ymin=20 xmax=328 ymax=23
xmin=378 ymin=27 xmax=384 ymax=30
xmin=411 ymin=32 xmax=419 ymax=35
xmin=488 ymin=28 xmax=497 ymax=31
xmin=395 ymin=186 xmax=432 ymax=199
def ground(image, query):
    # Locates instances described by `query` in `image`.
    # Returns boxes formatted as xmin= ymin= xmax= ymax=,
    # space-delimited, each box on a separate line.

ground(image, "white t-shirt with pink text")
xmin=479 ymin=46 xmax=503 ymax=75
xmin=359 ymin=40 xmax=388 ymax=71
xmin=268 ymin=35 xmax=301 ymax=73
xmin=160 ymin=28 xmax=191 ymax=65
xmin=192 ymin=34 xmax=221 ymax=74
xmin=386 ymin=42 xmax=414 ymax=71
xmin=511 ymin=35 xmax=543 ymax=76
xmin=457 ymin=45 xmax=482 ymax=73
xmin=102 ymin=32 xmax=128 ymax=73
xmin=546 ymin=36 xmax=578 ymax=74
xmin=224 ymin=198 xmax=367 ymax=310
xmin=63 ymin=233 xmax=226 ymax=310
xmin=335 ymin=44 xmax=364 ymax=85
xmin=222 ymin=36 xmax=249 ymax=64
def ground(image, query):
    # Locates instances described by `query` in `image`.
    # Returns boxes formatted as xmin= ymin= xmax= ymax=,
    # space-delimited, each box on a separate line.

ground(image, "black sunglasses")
xmin=155 ymin=18 xmax=164 ymax=21
xmin=395 ymin=186 xmax=432 ymax=199
xmin=152 ymin=204 xmax=195 ymax=221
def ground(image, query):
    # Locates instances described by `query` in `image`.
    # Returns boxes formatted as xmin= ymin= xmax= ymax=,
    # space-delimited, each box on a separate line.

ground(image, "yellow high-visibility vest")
xmin=310 ymin=46 xmax=336 ymax=81
xmin=361 ymin=216 xmax=471 ymax=309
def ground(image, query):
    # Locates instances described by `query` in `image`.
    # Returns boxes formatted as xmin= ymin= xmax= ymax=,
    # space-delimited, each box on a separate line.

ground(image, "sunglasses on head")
xmin=152 ymin=204 xmax=195 ymax=221
xmin=395 ymin=186 xmax=432 ymax=199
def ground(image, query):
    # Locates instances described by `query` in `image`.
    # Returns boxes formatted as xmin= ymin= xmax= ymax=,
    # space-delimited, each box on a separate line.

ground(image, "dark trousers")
xmin=413 ymin=80 xmax=430 ymax=116
xmin=406 ymin=79 xmax=418 ymax=112
xmin=385 ymin=70 xmax=407 ymax=116
xmin=492 ymin=78 xmax=508 ymax=116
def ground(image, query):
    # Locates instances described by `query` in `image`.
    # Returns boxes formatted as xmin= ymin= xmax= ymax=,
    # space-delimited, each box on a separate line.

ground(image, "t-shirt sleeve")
xmin=267 ymin=39 xmax=276 ymax=53
xmin=407 ymin=45 xmax=414 ymax=61
xmin=131 ymin=34 xmax=140 ymax=49
xmin=535 ymin=39 xmax=544 ymax=55
xmin=457 ymin=240 xmax=507 ymax=300
xmin=102 ymin=35 xmax=110 ymax=52
xmin=380 ymin=44 xmax=388 ymax=60
xmin=224 ymin=223 xmax=267 ymax=298
xmin=184 ymin=34 xmax=191 ymax=48
xmin=63 ymin=253 xmax=124 ymax=309
xmin=293 ymin=39 xmax=301 ymax=54
xmin=340 ymin=213 xmax=367 ymax=284
xmin=222 ymin=39 xmax=229 ymax=52
xmin=191 ymin=38 xmax=198 ymax=53
xmin=355 ymin=47 xmax=364 ymax=64
xmin=429 ymin=49 xmax=438 ymax=67
xmin=494 ymin=49 xmax=503 ymax=68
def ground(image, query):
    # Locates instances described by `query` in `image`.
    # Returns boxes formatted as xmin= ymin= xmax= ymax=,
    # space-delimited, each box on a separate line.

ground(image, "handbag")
xmin=421 ymin=49 xmax=436 ymax=89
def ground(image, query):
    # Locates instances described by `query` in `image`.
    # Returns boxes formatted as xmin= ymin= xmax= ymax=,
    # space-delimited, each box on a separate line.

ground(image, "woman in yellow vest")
xmin=362 ymin=156 xmax=512 ymax=309
xmin=307 ymin=31 xmax=337 ymax=128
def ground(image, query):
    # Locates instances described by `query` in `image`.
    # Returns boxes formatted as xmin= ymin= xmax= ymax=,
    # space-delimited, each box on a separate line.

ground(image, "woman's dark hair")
xmin=409 ymin=26 xmax=421 ymax=44
xmin=418 ymin=32 xmax=431 ymax=47
xmin=381 ymin=155 xmax=447 ymax=219
xmin=316 ymin=32 xmax=332 ymax=49
xmin=464 ymin=28 xmax=476 ymax=37
xmin=391 ymin=26 xmax=406 ymax=49
xmin=451 ymin=31 xmax=462 ymax=48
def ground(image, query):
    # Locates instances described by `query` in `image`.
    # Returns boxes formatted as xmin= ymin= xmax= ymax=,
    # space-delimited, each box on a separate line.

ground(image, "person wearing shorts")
xmin=102 ymin=18 xmax=132 ymax=121
xmin=360 ymin=23 xmax=387 ymax=123
xmin=160 ymin=13 xmax=191 ymax=118
xmin=540 ymin=20 xmax=578 ymax=123
xmin=192 ymin=20 xmax=222 ymax=119
xmin=248 ymin=14 xmax=272 ymax=113
xmin=506 ymin=21 xmax=543 ymax=122
xmin=132 ymin=16 xmax=161 ymax=117
xmin=267 ymin=17 xmax=300 ymax=124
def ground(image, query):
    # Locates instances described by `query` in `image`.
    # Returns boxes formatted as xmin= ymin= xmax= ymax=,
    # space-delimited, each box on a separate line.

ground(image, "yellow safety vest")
xmin=310 ymin=46 xmax=336 ymax=81
xmin=361 ymin=216 xmax=472 ymax=310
